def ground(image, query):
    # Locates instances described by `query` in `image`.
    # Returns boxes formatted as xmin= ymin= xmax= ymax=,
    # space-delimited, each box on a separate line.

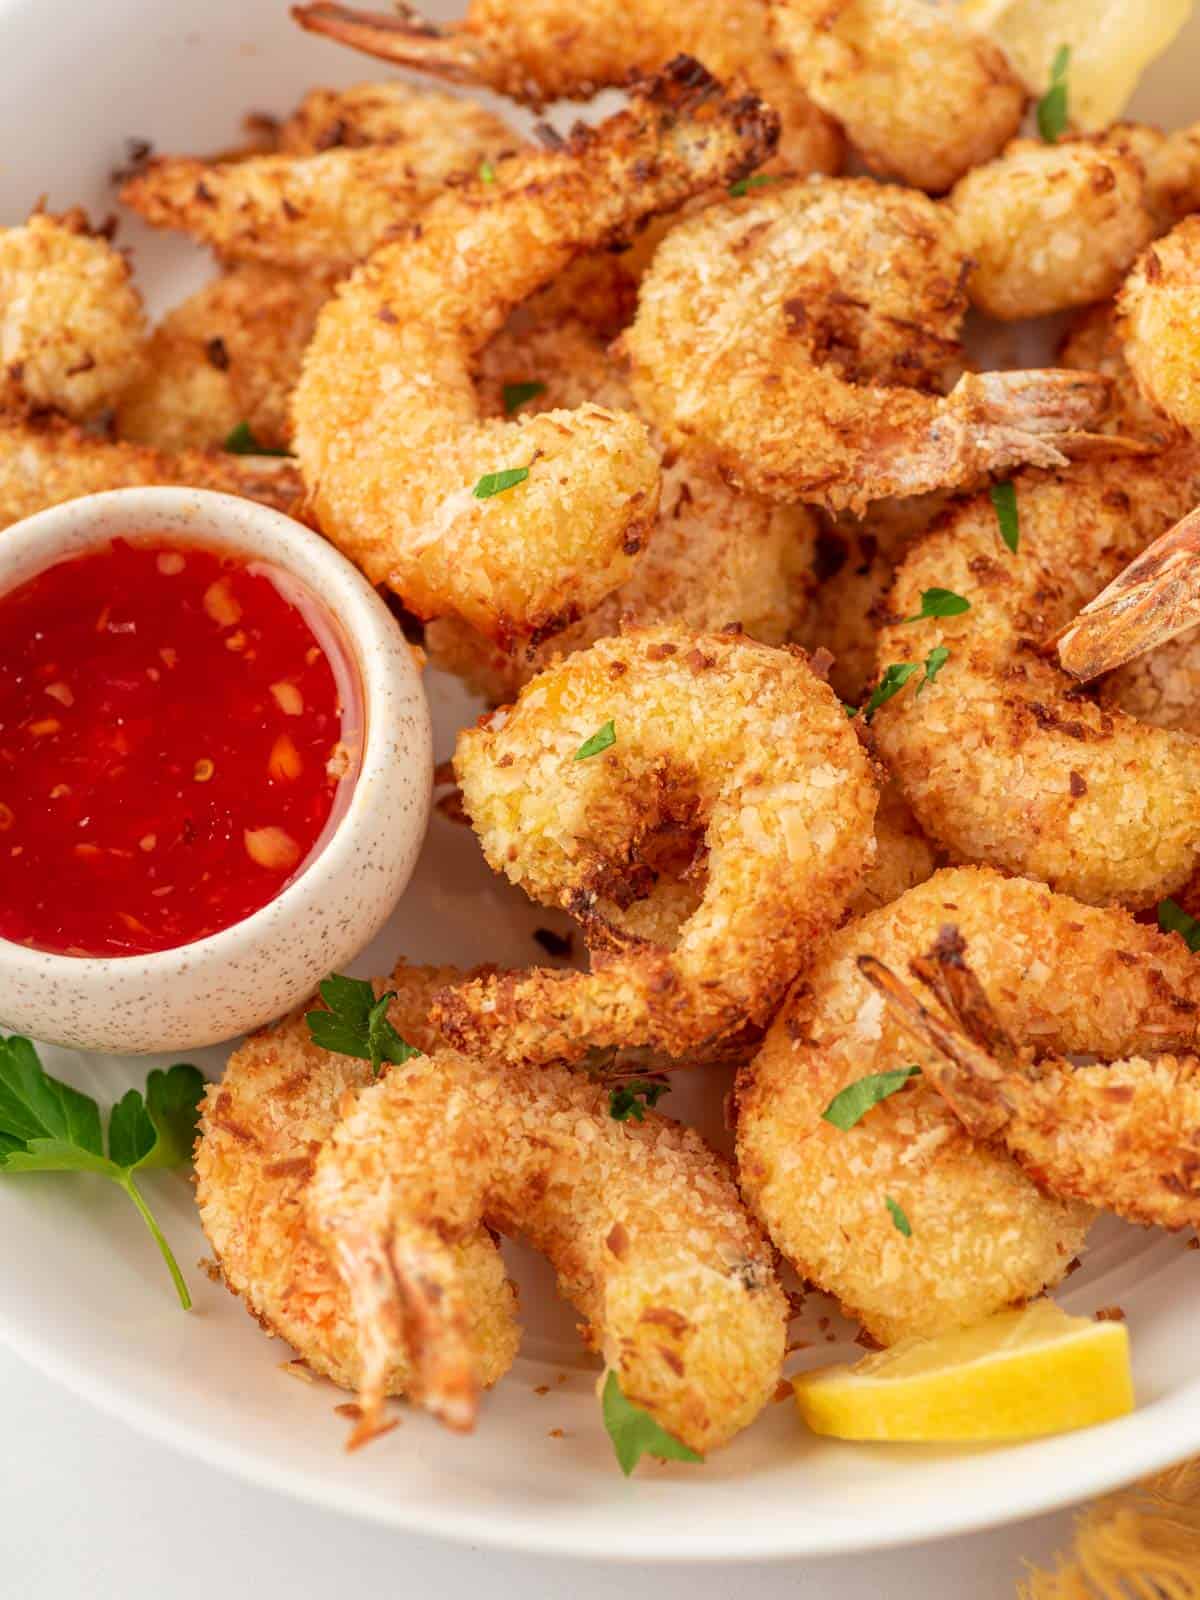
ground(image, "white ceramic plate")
xmin=3 ymin=0 xmax=1200 ymax=1562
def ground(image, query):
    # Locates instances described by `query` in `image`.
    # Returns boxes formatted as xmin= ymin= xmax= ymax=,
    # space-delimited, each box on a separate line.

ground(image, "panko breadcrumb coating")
xmin=769 ymin=0 xmax=1025 ymax=193
xmin=195 ymin=964 xmax=520 ymax=1402
xmin=294 ymin=0 xmax=843 ymax=175
xmin=277 ymin=79 xmax=503 ymax=154
xmin=0 ymin=416 xmax=304 ymax=528
xmin=309 ymin=1043 xmax=787 ymax=1451
xmin=291 ymin=60 xmax=779 ymax=643
xmin=849 ymin=780 xmax=938 ymax=917
xmin=435 ymin=625 xmax=878 ymax=1062
xmin=1119 ymin=217 xmax=1200 ymax=440
xmin=871 ymin=448 xmax=1200 ymax=908
xmin=0 ymin=210 xmax=145 ymax=421
xmin=623 ymin=178 xmax=1111 ymax=514
xmin=736 ymin=868 xmax=1200 ymax=1346
xmin=1058 ymin=300 xmax=1182 ymax=447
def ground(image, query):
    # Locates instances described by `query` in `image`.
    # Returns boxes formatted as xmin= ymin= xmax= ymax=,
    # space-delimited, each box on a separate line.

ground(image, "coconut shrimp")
xmin=623 ymin=179 xmax=1112 ymax=515
xmin=864 ymin=928 xmax=1200 ymax=1233
xmin=0 ymin=210 xmax=145 ymax=421
xmin=195 ymin=964 xmax=520 ymax=1409
xmin=849 ymin=780 xmax=938 ymax=918
xmin=293 ymin=0 xmax=842 ymax=176
xmin=276 ymin=80 xmax=497 ymax=153
xmin=768 ymin=0 xmax=1025 ymax=193
xmin=0 ymin=416 xmax=305 ymax=529
xmin=735 ymin=867 xmax=1200 ymax=1345
xmin=433 ymin=625 xmax=877 ymax=1064
xmin=291 ymin=62 xmax=779 ymax=644
xmin=1058 ymin=300 xmax=1182 ymax=447
xmin=1119 ymin=217 xmax=1200 ymax=440
xmin=308 ymin=1043 xmax=787 ymax=1450
xmin=950 ymin=136 xmax=1157 ymax=322
xmin=120 ymin=93 xmax=518 ymax=273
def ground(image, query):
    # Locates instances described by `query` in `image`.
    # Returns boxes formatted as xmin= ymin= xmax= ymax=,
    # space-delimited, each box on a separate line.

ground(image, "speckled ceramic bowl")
xmin=0 ymin=486 xmax=431 ymax=1052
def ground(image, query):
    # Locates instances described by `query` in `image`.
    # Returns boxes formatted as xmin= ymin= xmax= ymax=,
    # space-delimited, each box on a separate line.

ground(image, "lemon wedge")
xmin=793 ymin=1301 xmax=1134 ymax=1442
xmin=957 ymin=0 xmax=1193 ymax=130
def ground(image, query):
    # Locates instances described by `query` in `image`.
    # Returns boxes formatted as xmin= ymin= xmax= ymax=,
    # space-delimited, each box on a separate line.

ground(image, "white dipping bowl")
xmin=0 ymin=487 xmax=431 ymax=1053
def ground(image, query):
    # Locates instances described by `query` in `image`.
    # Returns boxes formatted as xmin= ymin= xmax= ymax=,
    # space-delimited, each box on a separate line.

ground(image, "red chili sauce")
xmin=0 ymin=538 xmax=361 ymax=957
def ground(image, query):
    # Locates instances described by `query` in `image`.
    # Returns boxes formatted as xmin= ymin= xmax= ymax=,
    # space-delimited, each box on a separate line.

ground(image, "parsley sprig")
xmin=728 ymin=172 xmax=783 ymax=198
xmin=0 ymin=1042 xmax=204 ymax=1308
xmin=223 ymin=421 xmax=293 ymax=458
xmin=608 ymin=1078 xmax=670 ymax=1123
xmin=575 ymin=720 xmax=616 ymax=761
xmin=473 ymin=466 xmax=530 ymax=499
xmin=601 ymin=1370 xmax=702 ymax=1475
xmin=1037 ymin=46 xmax=1071 ymax=144
xmin=305 ymin=974 xmax=421 ymax=1076
xmin=990 ymin=481 xmax=1020 ymax=553
xmin=886 ymin=1197 xmax=912 ymax=1237
xmin=503 ymin=381 xmax=546 ymax=415
xmin=822 ymin=1066 xmax=921 ymax=1131
xmin=1159 ymin=899 xmax=1200 ymax=952
xmin=901 ymin=588 xmax=969 ymax=623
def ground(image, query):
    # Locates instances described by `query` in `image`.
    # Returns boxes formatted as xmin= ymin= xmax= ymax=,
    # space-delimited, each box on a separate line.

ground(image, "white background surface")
xmin=1 ymin=1336 xmax=1081 ymax=1597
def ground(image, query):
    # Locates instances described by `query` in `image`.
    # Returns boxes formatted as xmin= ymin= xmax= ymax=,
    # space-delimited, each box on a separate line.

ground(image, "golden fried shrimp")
xmin=0 ymin=416 xmax=304 ymax=529
xmin=950 ymin=136 xmax=1157 ymax=322
xmin=308 ymin=1043 xmax=787 ymax=1450
xmin=293 ymin=0 xmax=842 ymax=176
xmin=865 ymin=928 xmax=1200 ymax=1233
xmin=115 ymin=265 xmax=333 ymax=453
xmin=736 ymin=867 xmax=1200 ymax=1345
xmin=195 ymin=964 xmax=520 ymax=1406
xmin=0 ymin=210 xmax=145 ymax=421
xmin=768 ymin=0 xmax=1025 ymax=193
xmin=1145 ymin=121 xmax=1200 ymax=229
xmin=849 ymin=780 xmax=938 ymax=918
xmin=119 ymin=95 xmax=517 ymax=272
xmin=872 ymin=450 xmax=1200 ymax=909
xmin=291 ymin=62 xmax=779 ymax=643
xmin=276 ymin=80 xmax=501 ymax=154
xmin=1058 ymin=300 xmax=1181 ymax=447
xmin=623 ymin=179 xmax=1112 ymax=514
xmin=433 ymin=625 xmax=877 ymax=1063
xmin=1119 ymin=217 xmax=1200 ymax=439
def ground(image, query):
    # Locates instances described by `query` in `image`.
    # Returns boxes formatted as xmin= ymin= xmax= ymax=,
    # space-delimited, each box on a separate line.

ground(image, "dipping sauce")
xmin=0 ymin=538 xmax=361 ymax=957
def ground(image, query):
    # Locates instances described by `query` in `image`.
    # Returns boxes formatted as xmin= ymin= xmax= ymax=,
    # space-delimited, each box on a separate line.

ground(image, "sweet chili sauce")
xmin=0 ymin=538 xmax=361 ymax=957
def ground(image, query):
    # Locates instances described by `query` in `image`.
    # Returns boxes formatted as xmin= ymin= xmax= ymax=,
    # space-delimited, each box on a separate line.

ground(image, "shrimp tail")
xmin=1054 ymin=505 xmax=1200 ymax=682
xmin=951 ymin=370 xmax=1118 ymax=476
xmin=292 ymin=2 xmax=505 ymax=92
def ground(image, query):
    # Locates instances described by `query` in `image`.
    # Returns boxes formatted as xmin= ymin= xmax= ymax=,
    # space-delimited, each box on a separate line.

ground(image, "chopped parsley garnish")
xmin=886 ymin=1197 xmax=912 ymax=1237
xmin=306 ymin=973 xmax=422 ymax=1077
xmin=822 ymin=1066 xmax=922 ymax=1131
xmin=601 ymin=1370 xmax=703 ymax=1475
xmin=502 ymin=380 xmax=546 ymax=415
xmin=472 ymin=466 xmax=530 ymax=499
xmin=728 ymin=172 xmax=782 ymax=198
xmin=223 ymin=421 xmax=293 ymax=457
xmin=844 ymin=702 xmax=860 ymax=719
xmin=574 ymin=720 xmax=616 ymax=761
xmin=920 ymin=645 xmax=951 ymax=694
xmin=479 ymin=159 xmax=497 ymax=184
xmin=1158 ymin=899 xmax=1200 ymax=952
xmin=1037 ymin=45 xmax=1071 ymax=144
xmin=0 ymin=1042 xmax=204 ymax=1308
xmin=990 ymin=480 xmax=1020 ymax=554
xmin=608 ymin=1078 xmax=670 ymax=1123
xmin=902 ymin=588 xmax=970 ymax=623
xmin=863 ymin=662 xmax=920 ymax=722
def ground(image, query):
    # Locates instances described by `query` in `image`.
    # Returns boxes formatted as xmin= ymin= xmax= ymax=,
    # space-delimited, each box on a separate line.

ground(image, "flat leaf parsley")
xmin=608 ymin=1078 xmax=670 ymax=1123
xmin=822 ymin=1066 xmax=921 ymax=1131
xmin=902 ymin=588 xmax=970 ymax=623
xmin=575 ymin=720 xmax=616 ymax=761
xmin=0 ymin=1042 xmax=204 ymax=1308
xmin=990 ymin=480 xmax=1020 ymax=553
xmin=1159 ymin=899 xmax=1200 ymax=952
xmin=502 ymin=381 xmax=546 ymax=415
xmin=306 ymin=973 xmax=422 ymax=1076
xmin=473 ymin=466 xmax=529 ymax=499
xmin=223 ymin=421 xmax=293 ymax=457
xmin=601 ymin=1370 xmax=703 ymax=1475
xmin=1037 ymin=46 xmax=1071 ymax=144
xmin=886 ymin=1196 xmax=912 ymax=1237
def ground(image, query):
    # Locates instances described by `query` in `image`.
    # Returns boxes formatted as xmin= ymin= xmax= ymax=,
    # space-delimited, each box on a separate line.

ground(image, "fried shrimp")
xmin=864 ymin=929 xmax=1200 ymax=1235
xmin=0 ymin=210 xmax=145 ymax=421
xmin=309 ymin=1045 xmax=787 ymax=1450
xmin=1119 ymin=217 xmax=1200 ymax=440
xmin=195 ymin=964 xmax=520 ymax=1406
xmin=1058 ymin=300 xmax=1181 ymax=447
xmin=433 ymin=625 xmax=877 ymax=1064
xmin=768 ymin=0 xmax=1025 ymax=193
xmin=871 ymin=448 xmax=1200 ymax=909
xmin=623 ymin=179 xmax=1112 ymax=514
xmin=291 ymin=61 xmax=780 ymax=643
xmin=950 ymin=136 xmax=1157 ymax=322
xmin=0 ymin=416 xmax=304 ymax=528
xmin=115 ymin=264 xmax=332 ymax=452
xmin=736 ymin=867 xmax=1200 ymax=1346
xmin=293 ymin=0 xmax=842 ymax=176
xmin=119 ymin=93 xmax=517 ymax=272
xmin=276 ymin=80 xmax=497 ymax=153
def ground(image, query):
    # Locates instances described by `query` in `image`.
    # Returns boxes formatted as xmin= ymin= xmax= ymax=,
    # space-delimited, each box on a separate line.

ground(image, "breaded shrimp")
xmin=115 ymin=264 xmax=333 ymax=453
xmin=291 ymin=61 xmax=780 ymax=643
xmin=293 ymin=0 xmax=843 ymax=176
xmin=736 ymin=867 xmax=1200 ymax=1346
xmin=865 ymin=928 xmax=1200 ymax=1233
xmin=276 ymin=79 xmax=498 ymax=153
xmin=120 ymin=95 xmax=517 ymax=272
xmin=950 ymin=136 xmax=1157 ymax=322
xmin=1058 ymin=300 xmax=1181 ymax=447
xmin=1119 ymin=217 xmax=1200 ymax=440
xmin=195 ymin=964 xmax=520 ymax=1406
xmin=623 ymin=179 xmax=1112 ymax=514
xmin=433 ymin=625 xmax=878 ymax=1063
xmin=849 ymin=780 xmax=938 ymax=918
xmin=871 ymin=448 xmax=1200 ymax=909
xmin=0 ymin=210 xmax=145 ymax=421
xmin=768 ymin=0 xmax=1025 ymax=193
xmin=0 ymin=416 xmax=304 ymax=529
xmin=308 ymin=1043 xmax=787 ymax=1450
